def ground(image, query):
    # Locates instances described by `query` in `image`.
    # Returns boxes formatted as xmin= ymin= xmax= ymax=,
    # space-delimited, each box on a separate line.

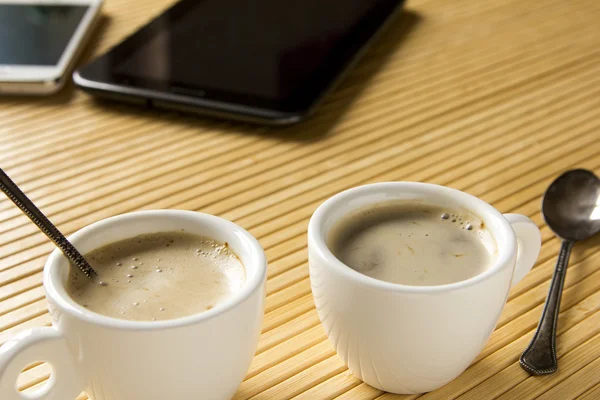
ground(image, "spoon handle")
xmin=0 ymin=167 xmax=97 ymax=279
xmin=520 ymin=239 xmax=573 ymax=375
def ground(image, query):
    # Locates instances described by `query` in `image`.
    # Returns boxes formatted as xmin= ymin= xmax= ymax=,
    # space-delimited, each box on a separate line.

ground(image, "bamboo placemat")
xmin=1 ymin=0 xmax=600 ymax=398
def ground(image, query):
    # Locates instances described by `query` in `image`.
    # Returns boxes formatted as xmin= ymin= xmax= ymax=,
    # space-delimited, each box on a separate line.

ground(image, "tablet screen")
xmin=113 ymin=0 xmax=388 ymax=100
xmin=78 ymin=0 xmax=404 ymax=116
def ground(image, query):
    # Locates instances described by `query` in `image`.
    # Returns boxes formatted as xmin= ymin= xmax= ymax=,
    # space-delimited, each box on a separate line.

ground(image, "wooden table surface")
xmin=2 ymin=0 xmax=600 ymax=398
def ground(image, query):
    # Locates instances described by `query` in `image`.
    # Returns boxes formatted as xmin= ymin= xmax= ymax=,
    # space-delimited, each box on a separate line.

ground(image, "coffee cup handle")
xmin=504 ymin=214 xmax=542 ymax=287
xmin=0 ymin=327 xmax=82 ymax=400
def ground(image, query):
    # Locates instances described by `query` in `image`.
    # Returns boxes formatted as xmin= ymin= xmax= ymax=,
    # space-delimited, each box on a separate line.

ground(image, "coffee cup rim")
xmin=308 ymin=182 xmax=517 ymax=293
xmin=43 ymin=210 xmax=267 ymax=330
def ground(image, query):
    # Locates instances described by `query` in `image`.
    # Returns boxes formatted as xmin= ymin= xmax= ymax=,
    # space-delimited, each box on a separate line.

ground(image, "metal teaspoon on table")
xmin=520 ymin=169 xmax=600 ymax=375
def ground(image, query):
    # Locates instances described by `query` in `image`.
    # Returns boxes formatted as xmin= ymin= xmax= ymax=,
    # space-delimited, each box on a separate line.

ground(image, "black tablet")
xmin=74 ymin=0 xmax=405 ymax=125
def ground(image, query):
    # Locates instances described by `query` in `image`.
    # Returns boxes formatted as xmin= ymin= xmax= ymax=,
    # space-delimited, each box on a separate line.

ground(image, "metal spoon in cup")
xmin=520 ymin=169 xmax=600 ymax=375
xmin=0 ymin=167 xmax=97 ymax=279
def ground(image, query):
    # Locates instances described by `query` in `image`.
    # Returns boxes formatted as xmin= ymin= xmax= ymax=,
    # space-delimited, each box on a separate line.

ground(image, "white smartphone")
xmin=0 ymin=0 xmax=103 ymax=95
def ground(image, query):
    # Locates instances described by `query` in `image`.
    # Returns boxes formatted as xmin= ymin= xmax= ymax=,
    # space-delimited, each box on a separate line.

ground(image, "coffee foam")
xmin=67 ymin=232 xmax=245 ymax=321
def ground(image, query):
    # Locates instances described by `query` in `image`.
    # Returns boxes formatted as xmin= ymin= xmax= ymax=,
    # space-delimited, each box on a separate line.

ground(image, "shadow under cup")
xmin=308 ymin=182 xmax=538 ymax=394
xmin=8 ymin=210 xmax=266 ymax=400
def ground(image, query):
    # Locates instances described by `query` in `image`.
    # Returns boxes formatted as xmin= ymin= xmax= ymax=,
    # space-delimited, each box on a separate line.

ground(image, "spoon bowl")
xmin=542 ymin=169 xmax=600 ymax=241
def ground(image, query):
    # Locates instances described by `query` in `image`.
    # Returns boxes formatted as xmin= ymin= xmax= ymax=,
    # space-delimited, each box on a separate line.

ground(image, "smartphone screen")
xmin=0 ymin=4 xmax=89 ymax=66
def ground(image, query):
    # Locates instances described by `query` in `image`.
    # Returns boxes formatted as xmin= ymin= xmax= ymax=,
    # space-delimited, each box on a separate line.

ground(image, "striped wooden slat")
xmin=1 ymin=0 xmax=599 ymax=398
